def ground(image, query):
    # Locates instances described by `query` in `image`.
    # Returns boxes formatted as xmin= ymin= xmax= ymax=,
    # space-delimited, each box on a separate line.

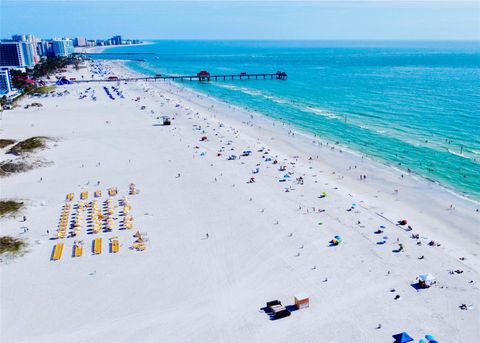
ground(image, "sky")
xmin=1 ymin=0 xmax=479 ymax=40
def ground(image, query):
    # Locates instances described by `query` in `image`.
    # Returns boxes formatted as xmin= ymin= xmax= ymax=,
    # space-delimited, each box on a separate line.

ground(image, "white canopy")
xmin=419 ymin=273 xmax=435 ymax=282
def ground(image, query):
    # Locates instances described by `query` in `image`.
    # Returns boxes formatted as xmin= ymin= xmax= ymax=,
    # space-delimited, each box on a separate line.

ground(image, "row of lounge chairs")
xmin=94 ymin=237 xmax=102 ymax=254
xmin=105 ymin=198 xmax=115 ymax=231
xmin=91 ymin=199 xmax=103 ymax=233
xmin=72 ymin=201 xmax=85 ymax=236
xmin=123 ymin=196 xmax=133 ymax=229
xmin=52 ymin=242 xmax=64 ymax=260
xmin=56 ymin=202 xmax=71 ymax=239
xmin=52 ymin=236 xmax=132 ymax=260
xmin=65 ymin=186 xmax=125 ymax=203
xmin=74 ymin=241 xmax=83 ymax=257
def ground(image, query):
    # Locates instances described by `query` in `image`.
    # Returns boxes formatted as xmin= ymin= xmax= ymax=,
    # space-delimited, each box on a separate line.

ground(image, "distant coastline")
xmin=73 ymin=40 xmax=153 ymax=54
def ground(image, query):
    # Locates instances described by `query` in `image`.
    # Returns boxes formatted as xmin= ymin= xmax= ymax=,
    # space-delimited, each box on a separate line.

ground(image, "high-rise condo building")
xmin=52 ymin=38 xmax=74 ymax=57
xmin=0 ymin=67 xmax=15 ymax=95
xmin=74 ymin=37 xmax=87 ymax=47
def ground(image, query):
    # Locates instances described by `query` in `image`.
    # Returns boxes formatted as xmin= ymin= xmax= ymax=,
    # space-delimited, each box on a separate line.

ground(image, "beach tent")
xmin=56 ymin=78 xmax=72 ymax=85
xmin=419 ymin=273 xmax=436 ymax=287
xmin=419 ymin=274 xmax=435 ymax=282
xmin=392 ymin=332 xmax=414 ymax=343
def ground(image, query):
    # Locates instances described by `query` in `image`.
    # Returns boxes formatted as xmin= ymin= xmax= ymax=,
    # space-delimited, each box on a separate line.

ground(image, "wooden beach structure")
xmin=53 ymin=70 xmax=287 ymax=85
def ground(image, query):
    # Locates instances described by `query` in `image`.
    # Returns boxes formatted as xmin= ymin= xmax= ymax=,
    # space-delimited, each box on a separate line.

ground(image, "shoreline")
xmin=73 ymin=40 xmax=153 ymax=54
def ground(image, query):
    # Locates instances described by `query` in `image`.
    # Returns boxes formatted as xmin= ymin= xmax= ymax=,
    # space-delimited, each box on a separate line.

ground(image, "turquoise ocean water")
xmin=96 ymin=41 xmax=480 ymax=199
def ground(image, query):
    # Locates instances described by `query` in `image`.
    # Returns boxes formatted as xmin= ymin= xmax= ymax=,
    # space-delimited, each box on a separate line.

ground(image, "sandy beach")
xmin=1 ymin=60 xmax=479 ymax=343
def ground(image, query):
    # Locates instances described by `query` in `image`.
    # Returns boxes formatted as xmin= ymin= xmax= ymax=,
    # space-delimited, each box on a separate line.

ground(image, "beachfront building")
xmin=20 ymin=41 xmax=37 ymax=66
xmin=52 ymin=38 xmax=74 ymax=57
xmin=0 ymin=42 xmax=24 ymax=67
xmin=0 ymin=67 xmax=16 ymax=96
xmin=74 ymin=37 xmax=87 ymax=47
xmin=11 ymin=34 xmax=27 ymax=42
xmin=11 ymin=34 xmax=40 ymax=64
xmin=0 ymin=41 xmax=37 ymax=68
xmin=111 ymin=35 xmax=122 ymax=45
xmin=37 ymin=40 xmax=53 ymax=57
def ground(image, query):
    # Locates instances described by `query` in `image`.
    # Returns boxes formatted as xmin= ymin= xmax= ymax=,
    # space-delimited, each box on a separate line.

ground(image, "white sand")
xmin=1 ymin=60 xmax=479 ymax=343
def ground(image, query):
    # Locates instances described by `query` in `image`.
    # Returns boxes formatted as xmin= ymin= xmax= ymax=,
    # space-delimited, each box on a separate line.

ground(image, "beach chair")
xmin=66 ymin=193 xmax=74 ymax=201
xmin=74 ymin=242 xmax=83 ymax=257
xmin=132 ymin=243 xmax=146 ymax=251
xmin=111 ymin=238 xmax=119 ymax=253
xmin=94 ymin=190 xmax=102 ymax=198
xmin=52 ymin=243 xmax=64 ymax=260
xmin=80 ymin=191 xmax=88 ymax=200
xmin=94 ymin=238 xmax=102 ymax=254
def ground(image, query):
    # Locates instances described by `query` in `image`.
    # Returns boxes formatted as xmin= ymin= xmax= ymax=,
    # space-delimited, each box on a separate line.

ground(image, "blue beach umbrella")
xmin=425 ymin=334 xmax=435 ymax=341
xmin=418 ymin=339 xmax=427 ymax=343
xmin=392 ymin=332 xmax=414 ymax=343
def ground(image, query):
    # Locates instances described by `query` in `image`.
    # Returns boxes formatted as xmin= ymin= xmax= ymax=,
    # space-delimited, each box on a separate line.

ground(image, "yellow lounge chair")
xmin=52 ymin=243 xmax=64 ymax=260
xmin=94 ymin=238 xmax=102 ymax=254
xmin=74 ymin=243 xmax=83 ymax=257
xmin=94 ymin=190 xmax=102 ymax=198
xmin=81 ymin=191 xmax=88 ymax=200
xmin=111 ymin=239 xmax=119 ymax=253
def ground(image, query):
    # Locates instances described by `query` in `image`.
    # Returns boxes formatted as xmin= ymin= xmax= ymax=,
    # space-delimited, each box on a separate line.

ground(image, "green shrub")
xmin=0 ymin=236 xmax=26 ymax=254
xmin=0 ymin=200 xmax=23 ymax=217
xmin=0 ymin=139 xmax=16 ymax=149
xmin=7 ymin=137 xmax=48 ymax=155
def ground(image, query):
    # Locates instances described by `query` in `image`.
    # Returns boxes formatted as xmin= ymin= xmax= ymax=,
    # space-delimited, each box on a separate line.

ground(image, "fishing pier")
xmin=59 ymin=70 xmax=287 ymax=84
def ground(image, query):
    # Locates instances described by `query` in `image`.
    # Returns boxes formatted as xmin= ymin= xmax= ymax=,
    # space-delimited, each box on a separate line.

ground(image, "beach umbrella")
xmin=425 ymin=334 xmax=435 ymax=341
xmin=392 ymin=332 xmax=414 ymax=343
xmin=419 ymin=340 xmax=427 ymax=343
xmin=419 ymin=274 xmax=435 ymax=282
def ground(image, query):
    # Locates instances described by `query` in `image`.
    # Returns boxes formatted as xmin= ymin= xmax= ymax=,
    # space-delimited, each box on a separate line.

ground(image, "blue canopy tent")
xmin=392 ymin=332 xmax=414 ymax=343
xmin=56 ymin=78 xmax=72 ymax=86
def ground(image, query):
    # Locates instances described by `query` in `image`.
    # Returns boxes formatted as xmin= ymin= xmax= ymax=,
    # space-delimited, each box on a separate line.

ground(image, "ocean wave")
xmin=300 ymin=105 xmax=338 ymax=119
xmin=215 ymin=84 xmax=288 ymax=105
xmin=215 ymin=84 xmax=338 ymax=119
xmin=447 ymin=148 xmax=471 ymax=159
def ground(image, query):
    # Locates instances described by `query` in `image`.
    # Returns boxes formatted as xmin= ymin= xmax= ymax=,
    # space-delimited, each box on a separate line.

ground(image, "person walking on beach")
xmin=206 ymin=233 xmax=209 ymax=239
